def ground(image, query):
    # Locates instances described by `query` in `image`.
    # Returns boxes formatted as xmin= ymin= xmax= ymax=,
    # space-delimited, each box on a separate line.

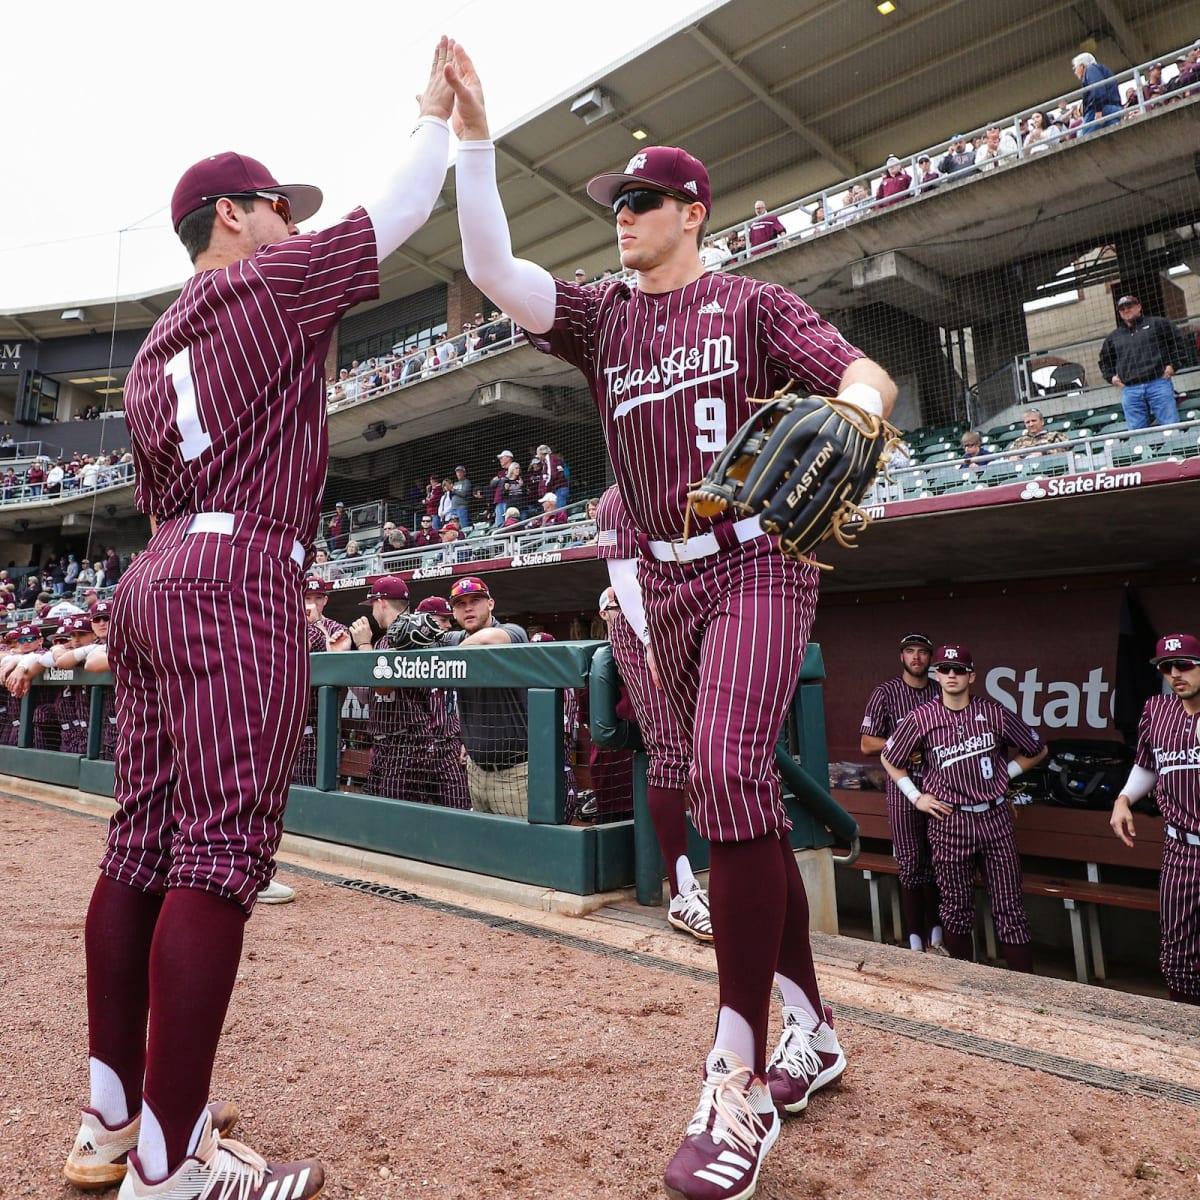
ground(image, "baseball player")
xmin=1111 ymin=633 xmax=1200 ymax=1004
xmin=0 ymin=623 xmax=48 ymax=744
xmin=860 ymin=634 xmax=946 ymax=954
xmin=881 ymin=644 xmax=1047 ymax=971
xmin=349 ymin=575 xmax=469 ymax=808
xmin=414 ymin=596 xmax=470 ymax=809
xmin=441 ymin=576 xmax=531 ymax=816
xmin=447 ymin=54 xmax=897 ymax=1198
xmin=81 ymin=603 xmax=120 ymax=762
xmin=293 ymin=576 xmax=351 ymax=791
xmin=596 ymin=486 xmax=710 ymax=941
xmin=65 ymin=41 xmax=457 ymax=1199
xmin=52 ymin=617 xmax=101 ymax=754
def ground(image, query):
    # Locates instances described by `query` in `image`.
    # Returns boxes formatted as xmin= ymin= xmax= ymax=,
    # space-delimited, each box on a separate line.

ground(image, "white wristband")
xmin=897 ymin=777 xmax=921 ymax=803
xmin=838 ymin=382 xmax=883 ymax=417
xmin=1006 ymin=759 xmax=1024 ymax=780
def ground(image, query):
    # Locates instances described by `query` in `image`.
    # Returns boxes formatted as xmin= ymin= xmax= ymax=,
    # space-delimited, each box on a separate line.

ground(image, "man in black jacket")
xmin=1098 ymin=295 xmax=1189 ymax=430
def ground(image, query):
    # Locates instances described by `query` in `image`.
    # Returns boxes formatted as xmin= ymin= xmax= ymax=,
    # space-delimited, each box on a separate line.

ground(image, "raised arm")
xmin=445 ymin=44 xmax=557 ymax=334
xmin=362 ymin=37 xmax=457 ymax=263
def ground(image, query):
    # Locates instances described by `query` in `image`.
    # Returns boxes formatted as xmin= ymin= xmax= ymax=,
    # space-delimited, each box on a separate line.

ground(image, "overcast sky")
xmin=1 ymin=0 xmax=712 ymax=312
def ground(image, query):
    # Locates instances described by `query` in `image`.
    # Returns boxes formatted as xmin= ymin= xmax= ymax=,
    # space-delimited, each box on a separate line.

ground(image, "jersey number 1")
xmin=165 ymin=347 xmax=213 ymax=462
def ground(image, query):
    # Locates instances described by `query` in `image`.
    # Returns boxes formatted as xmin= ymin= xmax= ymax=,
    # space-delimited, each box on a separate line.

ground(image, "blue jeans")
xmin=554 ymin=486 xmax=569 ymax=511
xmin=1122 ymin=377 xmax=1178 ymax=430
xmin=1083 ymin=104 xmax=1122 ymax=133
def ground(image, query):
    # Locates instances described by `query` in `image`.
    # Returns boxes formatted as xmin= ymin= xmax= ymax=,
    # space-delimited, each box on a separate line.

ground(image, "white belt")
xmin=185 ymin=512 xmax=305 ymax=568
xmin=646 ymin=514 xmax=764 ymax=563
xmin=1166 ymin=824 xmax=1200 ymax=847
xmin=957 ymin=796 xmax=1007 ymax=814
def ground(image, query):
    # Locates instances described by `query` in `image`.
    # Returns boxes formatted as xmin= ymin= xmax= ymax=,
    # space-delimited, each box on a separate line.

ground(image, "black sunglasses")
xmin=1159 ymin=659 xmax=1200 ymax=675
xmin=936 ymin=665 xmax=971 ymax=676
xmin=612 ymin=188 xmax=674 ymax=217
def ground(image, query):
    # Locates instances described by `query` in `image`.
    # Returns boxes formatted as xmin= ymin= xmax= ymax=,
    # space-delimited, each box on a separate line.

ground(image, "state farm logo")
xmin=1020 ymin=481 xmax=1047 ymax=500
xmin=1019 ymin=469 xmax=1142 ymax=500
xmin=372 ymin=656 xmax=395 ymax=680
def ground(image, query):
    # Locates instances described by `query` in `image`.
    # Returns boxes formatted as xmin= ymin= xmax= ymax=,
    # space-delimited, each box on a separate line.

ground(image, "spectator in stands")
xmin=1125 ymin=62 xmax=1169 ymax=112
xmin=1 ymin=467 xmax=16 ymax=500
xmin=532 ymin=492 xmax=567 ymax=528
xmin=312 ymin=548 xmax=332 ymax=572
xmin=884 ymin=441 xmax=914 ymax=470
xmin=45 ymin=461 xmax=65 ymax=497
xmin=17 ymin=576 xmax=40 ymax=608
xmin=75 ymin=562 xmax=96 ymax=592
xmin=974 ymin=124 xmax=1018 ymax=171
xmin=528 ymin=443 xmax=568 ymax=512
xmin=875 ymin=156 xmax=913 ymax=207
xmin=808 ymin=202 xmax=826 ymax=226
xmin=500 ymin=506 xmax=522 ymax=531
xmin=1173 ymin=42 xmax=1200 ymax=94
xmin=725 ymin=229 xmax=746 ymax=258
xmin=103 ymin=548 xmax=120 ymax=585
xmin=915 ymin=155 xmax=940 ymax=191
xmin=938 ymin=135 xmax=978 ymax=179
xmin=401 ymin=346 xmax=426 ymax=383
xmin=483 ymin=451 xmax=515 ymax=527
xmin=700 ymin=235 xmax=728 ymax=270
xmin=1023 ymin=110 xmax=1062 ymax=153
xmin=424 ymin=473 xmax=442 ymax=523
xmin=26 ymin=460 xmax=45 ymax=497
xmin=500 ymin=461 xmax=525 ymax=515
xmin=958 ymin=431 xmax=993 ymax=471
xmin=449 ymin=465 xmax=473 ymax=526
xmin=80 ymin=457 xmax=99 ymax=489
xmin=0 ymin=433 xmax=14 ymax=456
xmin=574 ymin=268 xmax=588 ymax=285
xmin=1072 ymin=52 xmax=1123 ymax=132
xmin=460 ymin=323 xmax=482 ymax=363
xmin=439 ymin=522 xmax=470 ymax=563
xmin=436 ymin=477 xmax=456 ymax=528
xmin=63 ymin=555 xmax=80 ymax=594
xmin=342 ymin=539 xmax=363 ymax=563
xmin=747 ymin=199 xmax=787 ymax=254
xmin=832 ymin=184 xmax=869 ymax=222
xmin=413 ymin=515 xmax=439 ymax=547
xmin=1008 ymin=408 xmax=1069 ymax=457
xmin=477 ymin=310 xmax=510 ymax=353
xmin=1099 ymin=295 xmax=1188 ymax=430
xmin=325 ymin=500 xmax=349 ymax=552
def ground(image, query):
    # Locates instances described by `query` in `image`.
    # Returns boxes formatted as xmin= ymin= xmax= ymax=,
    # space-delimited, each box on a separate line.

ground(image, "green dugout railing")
xmin=1 ymin=641 xmax=856 ymax=900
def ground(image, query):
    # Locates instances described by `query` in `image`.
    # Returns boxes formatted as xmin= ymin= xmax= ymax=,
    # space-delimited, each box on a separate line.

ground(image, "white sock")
xmin=186 ymin=1108 xmax=209 ymax=1156
xmin=136 ymin=1102 xmax=169 ymax=1182
xmin=675 ymin=856 xmax=698 ymax=896
xmin=909 ymin=932 xmax=925 ymax=951
xmin=713 ymin=1006 xmax=756 ymax=1070
xmin=774 ymin=973 xmax=822 ymax=1023
xmin=930 ymin=925 xmax=945 ymax=946
xmin=88 ymin=1057 xmax=129 ymax=1126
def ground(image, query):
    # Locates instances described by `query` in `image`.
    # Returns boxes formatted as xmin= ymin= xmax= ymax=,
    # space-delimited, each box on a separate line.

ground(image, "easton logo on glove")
xmin=687 ymin=389 xmax=899 ymax=568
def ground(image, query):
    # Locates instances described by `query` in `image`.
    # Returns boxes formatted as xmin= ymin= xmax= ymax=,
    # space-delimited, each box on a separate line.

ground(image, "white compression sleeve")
xmin=455 ymin=141 xmax=558 ymax=334
xmin=606 ymin=558 xmax=649 ymax=644
xmin=1119 ymin=764 xmax=1157 ymax=803
xmin=362 ymin=117 xmax=452 ymax=264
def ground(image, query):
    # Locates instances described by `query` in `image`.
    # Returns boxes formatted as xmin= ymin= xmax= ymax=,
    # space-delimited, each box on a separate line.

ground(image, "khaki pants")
xmin=466 ymin=758 xmax=529 ymax=818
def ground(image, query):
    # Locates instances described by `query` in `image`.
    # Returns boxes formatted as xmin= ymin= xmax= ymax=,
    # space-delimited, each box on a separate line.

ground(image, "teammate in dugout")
xmin=293 ymin=576 xmax=351 ymax=793
xmin=1110 ymin=633 xmax=1200 ymax=1004
xmin=446 ymin=49 xmax=898 ymax=1200
xmin=860 ymin=633 xmax=946 ymax=955
xmin=881 ymin=644 xmax=1048 ymax=971
xmin=348 ymin=576 xmax=470 ymax=810
xmin=64 ymin=39 xmax=459 ymax=1200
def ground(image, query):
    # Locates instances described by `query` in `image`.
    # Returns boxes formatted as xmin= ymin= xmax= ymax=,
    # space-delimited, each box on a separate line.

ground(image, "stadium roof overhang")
xmin=3 ymin=0 xmax=1193 ymax=350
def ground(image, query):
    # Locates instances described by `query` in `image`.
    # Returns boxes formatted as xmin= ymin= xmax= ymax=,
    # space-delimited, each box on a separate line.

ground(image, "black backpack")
xmin=1042 ymin=737 xmax=1154 ymax=813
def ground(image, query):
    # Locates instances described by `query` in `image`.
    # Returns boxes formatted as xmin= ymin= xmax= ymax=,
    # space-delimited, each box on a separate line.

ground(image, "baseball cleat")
xmin=65 ymin=1100 xmax=240 ymax=1190
xmin=256 ymin=879 xmax=296 ymax=904
xmin=663 ymin=1049 xmax=779 ymax=1200
xmin=116 ymin=1109 xmax=322 ymax=1200
xmin=667 ymin=885 xmax=714 ymax=942
xmin=766 ymin=1004 xmax=846 ymax=1114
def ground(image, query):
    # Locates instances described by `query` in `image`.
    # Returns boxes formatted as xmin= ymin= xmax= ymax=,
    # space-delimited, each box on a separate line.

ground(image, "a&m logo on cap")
xmin=1166 ymin=637 xmax=1183 ymax=652
xmin=626 ymin=152 xmax=649 ymax=172
xmin=450 ymin=576 xmax=490 ymax=601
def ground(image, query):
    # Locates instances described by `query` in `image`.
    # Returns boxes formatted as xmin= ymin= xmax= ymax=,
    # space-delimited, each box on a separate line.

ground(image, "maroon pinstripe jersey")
xmin=124 ymin=210 xmax=379 ymax=546
xmin=885 ymin=696 xmax=1042 ymax=806
xmin=530 ymin=273 xmax=863 ymax=541
xmin=594 ymin=484 xmax=640 ymax=559
xmin=861 ymin=675 xmax=940 ymax=790
xmin=1134 ymin=695 xmax=1200 ymax=829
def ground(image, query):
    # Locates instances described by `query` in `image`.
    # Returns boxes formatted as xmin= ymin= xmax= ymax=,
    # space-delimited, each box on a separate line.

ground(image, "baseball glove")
xmin=687 ymin=389 xmax=899 ymax=567
xmin=385 ymin=611 xmax=447 ymax=651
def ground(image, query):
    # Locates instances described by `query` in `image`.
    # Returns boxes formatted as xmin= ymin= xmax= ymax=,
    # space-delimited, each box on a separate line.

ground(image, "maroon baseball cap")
xmin=170 ymin=151 xmax=323 ymax=231
xmin=449 ymin=576 xmax=491 ymax=604
xmin=933 ymin=644 xmax=974 ymax=670
xmin=90 ymin=601 xmax=112 ymax=618
xmin=899 ymin=633 xmax=934 ymax=650
xmin=304 ymin=576 xmax=330 ymax=595
xmin=1151 ymin=634 xmax=1200 ymax=666
xmin=361 ymin=576 xmax=409 ymax=605
xmin=415 ymin=596 xmax=452 ymax=616
xmin=586 ymin=146 xmax=711 ymax=214
xmin=14 ymin=623 xmax=40 ymax=640
xmin=530 ymin=632 xmax=555 ymax=643
xmin=1116 ymin=294 xmax=1140 ymax=308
